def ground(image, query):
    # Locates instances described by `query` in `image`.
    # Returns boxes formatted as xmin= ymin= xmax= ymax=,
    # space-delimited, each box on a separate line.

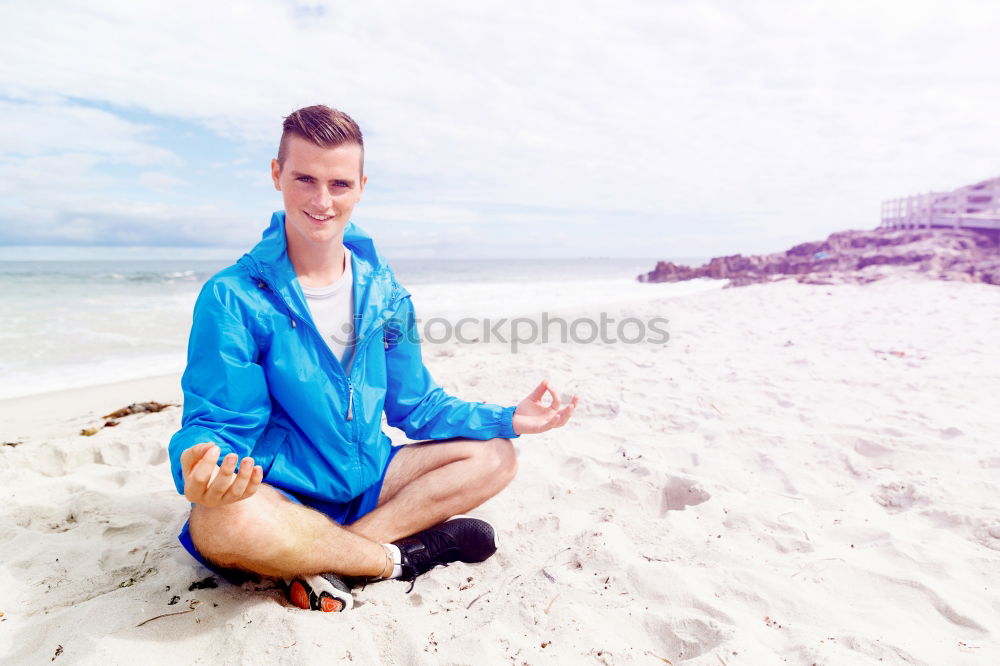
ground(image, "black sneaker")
xmin=392 ymin=517 xmax=498 ymax=592
xmin=285 ymin=573 xmax=354 ymax=612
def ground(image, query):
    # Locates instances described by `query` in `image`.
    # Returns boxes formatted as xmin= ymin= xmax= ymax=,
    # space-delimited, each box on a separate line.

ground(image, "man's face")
xmin=271 ymin=134 xmax=367 ymax=248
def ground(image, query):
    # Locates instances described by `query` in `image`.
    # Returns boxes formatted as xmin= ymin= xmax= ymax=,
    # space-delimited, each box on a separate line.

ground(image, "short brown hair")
xmin=277 ymin=105 xmax=364 ymax=173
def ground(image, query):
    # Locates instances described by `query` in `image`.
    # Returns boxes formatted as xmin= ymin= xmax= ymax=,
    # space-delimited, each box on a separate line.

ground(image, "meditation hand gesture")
xmin=512 ymin=380 xmax=579 ymax=435
xmin=181 ymin=442 xmax=264 ymax=507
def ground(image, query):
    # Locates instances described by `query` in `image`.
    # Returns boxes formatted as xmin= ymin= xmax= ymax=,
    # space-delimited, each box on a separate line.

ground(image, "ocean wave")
xmin=0 ymin=353 xmax=186 ymax=400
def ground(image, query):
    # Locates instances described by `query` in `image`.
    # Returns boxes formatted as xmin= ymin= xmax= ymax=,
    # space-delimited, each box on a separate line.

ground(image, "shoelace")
xmin=399 ymin=529 xmax=461 ymax=592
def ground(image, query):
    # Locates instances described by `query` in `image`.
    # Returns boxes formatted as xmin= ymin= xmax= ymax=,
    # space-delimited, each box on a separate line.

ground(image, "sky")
xmin=0 ymin=0 xmax=998 ymax=260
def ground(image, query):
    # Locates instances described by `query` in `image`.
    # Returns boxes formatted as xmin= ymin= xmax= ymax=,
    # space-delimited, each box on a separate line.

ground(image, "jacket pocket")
xmin=250 ymin=423 xmax=290 ymax=478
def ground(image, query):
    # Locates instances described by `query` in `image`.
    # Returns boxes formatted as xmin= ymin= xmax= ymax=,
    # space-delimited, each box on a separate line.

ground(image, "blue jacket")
xmin=168 ymin=211 xmax=518 ymax=502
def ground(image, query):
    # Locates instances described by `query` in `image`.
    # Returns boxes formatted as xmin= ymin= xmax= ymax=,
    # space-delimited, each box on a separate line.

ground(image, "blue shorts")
xmin=177 ymin=445 xmax=401 ymax=584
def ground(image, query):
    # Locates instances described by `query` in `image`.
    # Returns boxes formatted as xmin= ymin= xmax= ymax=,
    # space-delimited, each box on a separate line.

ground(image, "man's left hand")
xmin=512 ymin=380 xmax=579 ymax=435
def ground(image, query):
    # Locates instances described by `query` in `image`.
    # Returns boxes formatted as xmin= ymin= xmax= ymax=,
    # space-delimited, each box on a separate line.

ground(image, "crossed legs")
xmin=187 ymin=437 xmax=517 ymax=579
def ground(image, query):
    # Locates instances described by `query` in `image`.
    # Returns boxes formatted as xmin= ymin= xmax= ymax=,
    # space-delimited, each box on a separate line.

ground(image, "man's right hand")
xmin=181 ymin=442 xmax=264 ymax=507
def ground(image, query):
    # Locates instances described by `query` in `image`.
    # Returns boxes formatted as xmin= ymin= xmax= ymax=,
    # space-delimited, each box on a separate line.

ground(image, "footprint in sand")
xmin=853 ymin=438 xmax=893 ymax=458
xmin=973 ymin=524 xmax=1000 ymax=552
xmin=582 ymin=399 xmax=619 ymax=419
xmin=660 ymin=476 xmax=711 ymax=515
xmin=561 ymin=455 xmax=606 ymax=485
xmin=10 ymin=506 xmax=81 ymax=533
xmin=590 ymin=506 xmax=615 ymax=522
xmin=47 ymin=513 xmax=80 ymax=533
xmin=101 ymin=521 xmax=151 ymax=540
xmin=872 ymin=481 xmax=922 ymax=513
xmin=762 ymin=390 xmax=795 ymax=409
xmin=939 ymin=426 xmax=964 ymax=440
xmin=95 ymin=440 xmax=166 ymax=467
xmin=643 ymin=615 xmax=726 ymax=662
xmin=922 ymin=511 xmax=1000 ymax=553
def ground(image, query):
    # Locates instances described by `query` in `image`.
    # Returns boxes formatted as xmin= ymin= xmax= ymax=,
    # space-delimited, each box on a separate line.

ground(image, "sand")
xmin=1 ymin=276 xmax=999 ymax=665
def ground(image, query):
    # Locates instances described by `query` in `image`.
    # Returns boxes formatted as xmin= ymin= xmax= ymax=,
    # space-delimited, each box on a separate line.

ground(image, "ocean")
xmin=0 ymin=257 xmax=715 ymax=400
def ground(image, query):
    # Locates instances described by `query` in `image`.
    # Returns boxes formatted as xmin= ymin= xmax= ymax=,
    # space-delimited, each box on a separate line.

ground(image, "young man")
xmin=168 ymin=105 xmax=578 ymax=612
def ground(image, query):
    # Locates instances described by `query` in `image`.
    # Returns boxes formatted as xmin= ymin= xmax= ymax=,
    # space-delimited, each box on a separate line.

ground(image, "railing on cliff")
xmin=881 ymin=178 xmax=1000 ymax=231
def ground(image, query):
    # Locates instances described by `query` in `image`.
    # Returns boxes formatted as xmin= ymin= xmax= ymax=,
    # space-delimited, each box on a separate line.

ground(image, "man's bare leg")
xmin=347 ymin=437 xmax=517 ymax=543
xmin=189 ymin=485 xmax=388 ymax=578
xmin=188 ymin=437 xmax=516 ymax=578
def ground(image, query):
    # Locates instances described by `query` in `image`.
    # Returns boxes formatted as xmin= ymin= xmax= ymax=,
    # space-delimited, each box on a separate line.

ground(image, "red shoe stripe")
xmin=320 ymin=594 xmax=343 ymax=612
xmin=289 ymin=581 xmax=311 ymax=610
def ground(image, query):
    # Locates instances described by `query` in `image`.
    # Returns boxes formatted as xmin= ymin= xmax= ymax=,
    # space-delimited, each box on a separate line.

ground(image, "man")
xmin=168 ymin=105 xmax=578 ymax=612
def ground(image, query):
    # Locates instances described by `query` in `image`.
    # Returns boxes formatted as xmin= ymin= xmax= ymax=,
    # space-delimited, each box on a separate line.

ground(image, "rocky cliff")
xmin=639 ymin=227 xmax=1000 ymax=287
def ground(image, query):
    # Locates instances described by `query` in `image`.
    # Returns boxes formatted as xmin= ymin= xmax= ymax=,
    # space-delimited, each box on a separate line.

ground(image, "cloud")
xmin=0 ymin=99 xmax=181 ymax=165
xmin=137 ymin=172 xmax=185 ymax=193
xmin=0 ymin=0 xmax=998 ymax=256
xmin=0 ymin=198 xmax=259 ymax=247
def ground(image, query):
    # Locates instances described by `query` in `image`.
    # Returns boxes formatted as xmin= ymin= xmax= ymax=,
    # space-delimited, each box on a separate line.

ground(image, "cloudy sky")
xmin=1 ymin=0 xmax=998 ymax=260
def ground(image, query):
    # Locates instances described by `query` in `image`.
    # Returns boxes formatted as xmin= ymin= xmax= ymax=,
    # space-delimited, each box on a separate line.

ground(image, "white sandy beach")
xmin=2 ymin=276 xmax=999 ymax=665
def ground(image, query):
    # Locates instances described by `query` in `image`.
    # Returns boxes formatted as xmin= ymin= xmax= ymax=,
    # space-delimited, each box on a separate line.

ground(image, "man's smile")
xmin=304 ymin=211 xmax=334 ymax=222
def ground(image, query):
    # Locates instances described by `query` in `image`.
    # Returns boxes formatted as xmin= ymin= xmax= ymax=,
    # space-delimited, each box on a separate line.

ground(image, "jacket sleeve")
xmin=167 ymin=280 xmax=272 ymax=495
xmin=382 ymin=296 xmax=518 ymax=441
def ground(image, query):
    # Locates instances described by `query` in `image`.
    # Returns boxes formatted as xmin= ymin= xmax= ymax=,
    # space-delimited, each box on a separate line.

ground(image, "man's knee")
xmin=482 ymin=437 xmax=518 ymax=487
xmin=190 ymin=502 xmax=251 ymax=567
xmin=188 ymin=485 xmax=287 ymax=567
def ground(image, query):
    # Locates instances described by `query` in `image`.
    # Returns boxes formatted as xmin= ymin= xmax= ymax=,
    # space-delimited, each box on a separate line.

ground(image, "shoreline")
xmin=0 ymin=372 xmax=182 ymax=441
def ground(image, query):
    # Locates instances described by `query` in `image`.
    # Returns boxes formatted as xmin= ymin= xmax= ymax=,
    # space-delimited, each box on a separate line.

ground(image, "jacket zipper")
xmin=253 ymin=272 xmax=353 ymax=419
xmin=252 ymin=268 xmax=401 ymax=425
xmin=344 ymin=326 xmax=388 ymax=422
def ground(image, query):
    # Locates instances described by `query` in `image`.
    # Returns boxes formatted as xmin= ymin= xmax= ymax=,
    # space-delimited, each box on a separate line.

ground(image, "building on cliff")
xmin=881 ymin=177 xmax=1000 ymax=232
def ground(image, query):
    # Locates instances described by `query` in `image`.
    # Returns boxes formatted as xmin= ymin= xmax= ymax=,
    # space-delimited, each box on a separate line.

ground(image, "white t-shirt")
xmin=301 ymin=247 xmax=355 ymax=372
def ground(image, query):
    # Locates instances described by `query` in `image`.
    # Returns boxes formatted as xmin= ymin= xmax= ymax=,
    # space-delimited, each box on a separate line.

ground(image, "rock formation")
xmin=638 ymin=228 xmax=1000 ymax=287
